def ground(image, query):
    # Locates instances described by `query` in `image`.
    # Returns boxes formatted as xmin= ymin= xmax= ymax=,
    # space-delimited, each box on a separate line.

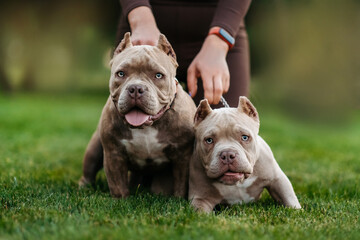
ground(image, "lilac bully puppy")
xmin=79 ymin=32 xmax=196 ymax=198
xmin=189 ymin=97 xmax=301 ymax=212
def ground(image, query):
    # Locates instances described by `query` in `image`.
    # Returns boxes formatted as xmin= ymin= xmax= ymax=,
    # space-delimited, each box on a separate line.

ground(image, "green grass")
xmin=0 ymin=93 xmax=359 ymax=240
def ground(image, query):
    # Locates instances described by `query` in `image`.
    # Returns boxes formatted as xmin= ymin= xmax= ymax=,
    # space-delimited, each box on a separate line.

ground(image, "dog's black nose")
xmin=219 ymin=151 xmax=237 ymax=164
xmin=128 ymin=84 xmax=145 ymax=99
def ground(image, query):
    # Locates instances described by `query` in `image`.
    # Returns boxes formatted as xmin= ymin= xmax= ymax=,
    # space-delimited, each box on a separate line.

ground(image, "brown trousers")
xmin=116 ymin=2 xmax=250 ymax=107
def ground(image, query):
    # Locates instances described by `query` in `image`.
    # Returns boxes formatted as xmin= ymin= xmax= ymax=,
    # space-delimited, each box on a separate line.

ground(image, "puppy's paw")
xmin=110 ymin=188 xmax=130 ymax=199
xmin=173 ymin=189 xmax=187 ymax=199
xmin=78 ymin=176 xmax=93 ymax=188
xmin=191 ymin=198 xmax=214 ymax=213
xmin=289 ymin=202 xmax=302 ymax=209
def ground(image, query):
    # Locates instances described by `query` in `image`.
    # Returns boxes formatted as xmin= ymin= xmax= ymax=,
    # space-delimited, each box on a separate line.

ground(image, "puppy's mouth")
xmin=218 ymin=171 xmax=249 ymax=185
xmin=124 ymin=105 xmax=167 ymax=127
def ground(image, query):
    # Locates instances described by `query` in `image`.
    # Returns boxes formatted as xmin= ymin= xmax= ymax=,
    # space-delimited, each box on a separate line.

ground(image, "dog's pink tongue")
xmin=224 ymin=172 xmax=242 ymax=176
xmin=125 ymin=109 xmax=150 ymax=127
xmin=224 ymin=172 xmax=244 ymax=178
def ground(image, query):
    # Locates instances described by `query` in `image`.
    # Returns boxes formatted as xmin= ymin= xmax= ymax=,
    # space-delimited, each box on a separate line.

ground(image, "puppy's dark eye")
xmin=205 ymin=138 xmax=214 ymax=144
xmin=241 ymin=135 xmax=249 ymax=141
xmin=117 ymin=71 xmax=125 ymax=78
xmin=155 ymin=73 xmax=163 ymax=79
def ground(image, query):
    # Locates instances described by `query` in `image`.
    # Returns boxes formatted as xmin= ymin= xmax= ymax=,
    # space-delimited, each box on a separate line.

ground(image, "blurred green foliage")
xmin=0 ymin=0 xmax=359 ymax=122
xmin=248 ymin=0 xmax=360 ymax=122
xmin=0 ymin=0 xmax=119 ymax=92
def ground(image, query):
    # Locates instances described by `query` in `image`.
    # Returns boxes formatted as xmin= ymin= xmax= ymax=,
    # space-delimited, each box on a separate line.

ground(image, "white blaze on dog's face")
xmin=109 ymin=32 xmax=178 ymax=127
xmin=194 ymin=97 xmax=260 ymax=185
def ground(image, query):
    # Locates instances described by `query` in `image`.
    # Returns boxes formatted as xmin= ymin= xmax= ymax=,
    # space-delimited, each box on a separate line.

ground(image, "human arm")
xmin=187 ymin=0 xmax=252 ymax=104
xmin=187 ymin=33 xmax=229 ymax=104
xmin=119 ymin=0 xmax=160 ymax=45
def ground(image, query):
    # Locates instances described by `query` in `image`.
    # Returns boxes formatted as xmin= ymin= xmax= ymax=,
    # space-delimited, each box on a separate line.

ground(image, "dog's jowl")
xmin=79 ymin=32 xmax=196 ymax=198
xmin=189 ymin=97 xmax=301 ymax=212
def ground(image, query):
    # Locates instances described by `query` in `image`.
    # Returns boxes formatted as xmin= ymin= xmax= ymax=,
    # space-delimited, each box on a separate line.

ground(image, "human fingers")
xmin=132 ymin=39 xmax=157 ymax=46
xmin=223 ymin=70 xmax=230 ymax=93
xmin=213 ymin=74 xmax=223 ymax=104
xmin=187 ymin=64 xmax=198 ymax=98
xmin=201 ymin=71 xmax=214 ymax=104
xmin=131 ymin=32 xmax=158 ymax=46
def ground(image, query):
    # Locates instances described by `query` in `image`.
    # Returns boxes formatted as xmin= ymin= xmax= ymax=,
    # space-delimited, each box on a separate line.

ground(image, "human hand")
xmin=187 ymin=34 xmax=230 ymax=105
xmin=128 ymin=6 xmax=160 ymax=46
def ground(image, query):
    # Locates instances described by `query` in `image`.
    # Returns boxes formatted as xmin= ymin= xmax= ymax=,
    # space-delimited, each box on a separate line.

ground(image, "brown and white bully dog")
xmin=79 ymin=32 xmax=196 ymax=198
xmin=189 ymin=97 xmax=301 ymax=212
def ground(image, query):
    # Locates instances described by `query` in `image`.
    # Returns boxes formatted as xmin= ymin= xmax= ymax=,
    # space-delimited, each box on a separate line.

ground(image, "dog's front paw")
xmin=78 ymin=176 xmax=93 ymax=188
xmin=288 ymin=202 xmax=302 ymax=209
xmin=173 ymin=188 xmax=187 ymax=198
xmin=109 ymin=187 xmax=130 ymax=199
xmin=191 ymin=198 xmax=215 ymax=213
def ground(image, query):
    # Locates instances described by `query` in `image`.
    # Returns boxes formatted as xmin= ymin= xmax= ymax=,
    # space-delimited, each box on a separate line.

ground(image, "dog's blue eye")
xmin=117 ymin=71 xmax=125 ymax=78
xmin=241 ymin=135 xmax=249 ymax=141
xmin=155 ymin=73 xmax=163 ymax=79
xmin=205 ymin=138 xmax=214 ymax=144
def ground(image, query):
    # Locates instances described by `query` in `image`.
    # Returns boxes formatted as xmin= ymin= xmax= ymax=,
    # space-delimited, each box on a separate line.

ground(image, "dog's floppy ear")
xmin=238 ymin=96 xmax=259 ymax=123
xmin=114 ymin=32 xmax=133 ymax=56
xmin=157 ymin=34 xmax=178 ymax=65
xmin=194 ymin=99 xmax=212 ymax=126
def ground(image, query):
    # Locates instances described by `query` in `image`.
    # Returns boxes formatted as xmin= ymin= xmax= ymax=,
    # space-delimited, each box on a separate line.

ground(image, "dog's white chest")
xmin=213 ymin=176 xmax=258 ymax=205
xmin=121 ymin=127 xmax=169 ymax=167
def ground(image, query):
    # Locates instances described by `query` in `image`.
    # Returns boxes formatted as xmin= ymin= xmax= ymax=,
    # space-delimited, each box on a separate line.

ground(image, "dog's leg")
xmin=266 ymin=171 xmax=301 ymax=209
xmin=103 ymin=149 xmax=129 ymax=198
xmin=172 ymin=159 xmax=189 ymax=198
xmin=190 ymin=198 xmax=217 ymax=213
xmin=151 ymin=168 xmax=173 ymax=196
xmin=79 ymin=129 xmax=103 ymax=187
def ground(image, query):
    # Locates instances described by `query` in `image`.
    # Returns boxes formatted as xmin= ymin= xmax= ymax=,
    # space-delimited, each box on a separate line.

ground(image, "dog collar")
xmin=169 ymin=93 xmax=177 ymax=109
xmin=167 ymin=78 xmax=178 ymax=110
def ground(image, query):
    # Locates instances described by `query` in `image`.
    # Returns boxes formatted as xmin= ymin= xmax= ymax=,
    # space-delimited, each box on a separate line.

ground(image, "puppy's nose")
xmin=128 ymin=84 xmax=145 ymax=99
xmin=219 ymin=151 xmax=237 ymax=164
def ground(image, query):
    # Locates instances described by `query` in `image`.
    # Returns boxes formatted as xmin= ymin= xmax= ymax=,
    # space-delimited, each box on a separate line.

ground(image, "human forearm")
xmin=210 ymin=0 xmax=252 ymax=36
xmin=119 ymin=0 xmax=151 ymax=18
xmin=127 ymin=6 xmax=160 ymax=45
xmin=128 ymin=6 xmax=156 ymax=32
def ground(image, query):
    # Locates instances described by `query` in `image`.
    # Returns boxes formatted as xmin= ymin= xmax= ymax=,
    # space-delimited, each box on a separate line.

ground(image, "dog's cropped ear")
xmin=238 ymin=96 xmax=259 ymax=123
xmin=194 ymin=99 xmax=212 ymax=126
xmin=113 ymin=32 xmax=132 ymax=56
xmin=157 ymin=34 xmax=178 ymax=65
